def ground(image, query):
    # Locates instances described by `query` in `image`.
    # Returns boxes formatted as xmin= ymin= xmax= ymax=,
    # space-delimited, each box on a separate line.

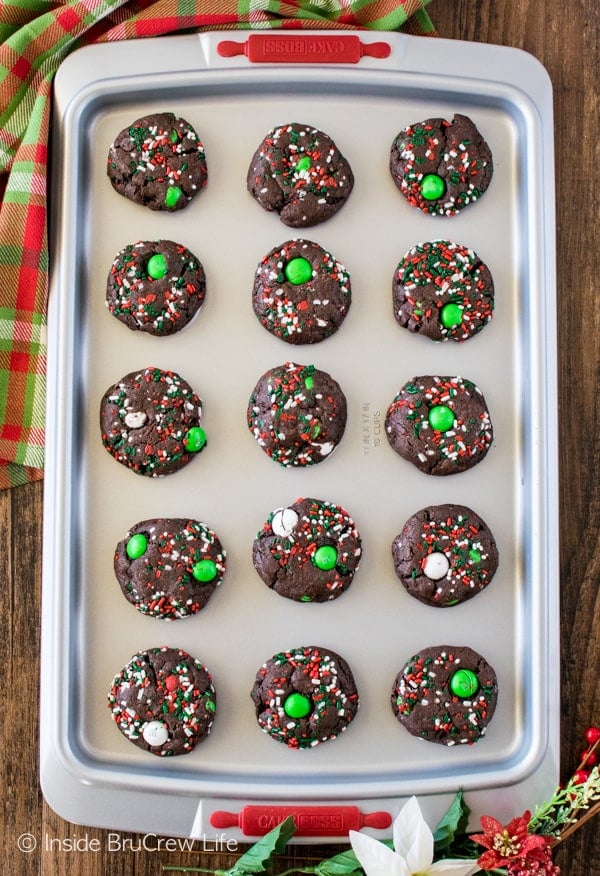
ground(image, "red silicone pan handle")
xmin=217 ymin=34 xmax=391 ymax=64
xmin=210 ymin=805 xmax=392 ymax=836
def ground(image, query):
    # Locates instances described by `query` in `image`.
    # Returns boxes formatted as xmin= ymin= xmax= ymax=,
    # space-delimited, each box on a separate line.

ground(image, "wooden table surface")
xmin=2 ymin=1 xmax=599 ymax=873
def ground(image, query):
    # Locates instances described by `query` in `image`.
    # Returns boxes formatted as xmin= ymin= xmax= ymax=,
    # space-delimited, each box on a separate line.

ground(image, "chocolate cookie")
xmin=107 ymin=112 xmax=207 ymax=211
xmin=251 ymin=645 xmax=359 ymax=748
xmin=114 ymin=518 xmax=226 ymax=619
xmin=252 ymin=497 xmax=362 ymax=602
xmin=247 ymin=122 xmax=354 ymax=227
xmin=100 ymin=366 xmax=206 ymax=477
xmin=385 ymin=375 xmax=493 ymax=475
xmin=252 ymin=239 xmax=351 ymax=344
xmin=108 ymin=646 xmax=216 ymax=756
xmin=247 ymin=361 xmax=347 ymax=467
xmin=391 ymin=645 xmax=498 ymax=745
xmin=392 ymin=240 xmax=494 ymax=342
xmin=390 ymin=114 xmax=493 ymax=216
xmin=391 ymin=504 xmax=498 ymax=607
xmin=106 ymin=239 xmax=206 ymax=335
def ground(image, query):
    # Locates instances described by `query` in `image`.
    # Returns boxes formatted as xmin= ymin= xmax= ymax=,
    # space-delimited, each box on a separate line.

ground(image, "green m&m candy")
xmin=164 ymin=186 xmax=183 ymax=208
xmin=420 ymin=173 xmax=446 ymax=201
xmin=283 ymin=692 xmax=312 ymax=718
xmin=192 ymin=558 xmax=217 ymax=582
xmin=147 ymin=253 xmax=168 ymax=280
xmin=440 ymin=302 xmax=463 ymax=328
xmin=183 ymin=427 xmax=207 ymax=453
xmin=126 ymin=532 xmax=148 ymax=560
xmin=428 ymin=405 xmax=455 ymax=432
xmin=295 ymin=156 xmax=311 ymax=173
xmin=312 ymin=544 xmax=337 ymax=571
xmin=285 ymin=257 xmax=312 ymax=286
xmin=449 ymin=668 xmax=479 ymax=699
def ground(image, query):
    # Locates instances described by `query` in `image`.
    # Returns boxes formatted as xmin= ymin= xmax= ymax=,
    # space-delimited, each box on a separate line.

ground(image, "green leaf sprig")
xmin=528 ymin=766 xmax=600 ymax=841
xmin=163 ymin=815 xmax=296 ymax=875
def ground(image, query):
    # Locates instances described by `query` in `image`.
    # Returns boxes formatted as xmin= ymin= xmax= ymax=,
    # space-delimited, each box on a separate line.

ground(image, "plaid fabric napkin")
xmin=0 ymin=0 xmax=434 ymax=490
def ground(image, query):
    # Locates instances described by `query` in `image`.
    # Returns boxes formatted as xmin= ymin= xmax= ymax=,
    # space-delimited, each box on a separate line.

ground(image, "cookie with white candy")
xmin=252 ymin=497 xmax=362 ymax=602
xmin=391 ymin=504 xmax=498 ymax=607
xmin=99 ymin=366 xmax=206 ymax=477
xmin=108 ymin=646 xmax=216 ymax=756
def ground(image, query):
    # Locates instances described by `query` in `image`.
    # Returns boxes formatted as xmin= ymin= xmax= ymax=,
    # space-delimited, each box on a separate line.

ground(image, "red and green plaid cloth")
xmin=0 ymin=0 xmax=434 ymax=489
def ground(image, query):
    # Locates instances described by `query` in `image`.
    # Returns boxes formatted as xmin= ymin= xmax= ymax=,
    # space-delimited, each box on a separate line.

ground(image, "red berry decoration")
xmin=581 ymin=748 xmax=598 ymax=766
xmin=572 ymin=769 xmax=591 ymax=785
xmin=585 ymin=725 xmax=600 ymax=745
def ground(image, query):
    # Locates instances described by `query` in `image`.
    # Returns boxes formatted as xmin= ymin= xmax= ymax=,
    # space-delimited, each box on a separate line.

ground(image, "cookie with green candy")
xmin=385 ymin=374 xmax=493 ymax=475
xmin=247 ymin=361 xmax=347 ymax=467
xmin=252 ymin=497 xmax=362 ymax=602
xmin=392 ymin=240 xmax=494 ymax=342
xmin=107 ymin=111 xmax=207 ymax=211
xmin=114 ymin=518 xmax=226 ymax=619
xmin=106 ymin=239 xmax=206 ymax=335
xmin=390 ymin=114 xmax=493 ymax=217
xmin=251 ymin=645 xmax=359 ymax=748
xmin=391 ymin=644 xmax=498 ymax=745
xmin=108 ymin=646 xmax=216 ymax=756
xmin=252 ymin=239 xmax=352 ymax=344
xmin=247 ymin=122 xmax=354 ymax=227
xmin=391 ymin=503 xmax=498 ymax=607
xmin=99 ymin=366 xmax=206 ymax=477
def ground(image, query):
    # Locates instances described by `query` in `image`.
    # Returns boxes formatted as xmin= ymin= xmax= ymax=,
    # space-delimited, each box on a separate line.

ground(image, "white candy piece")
xmin=423 ymin=552 xmax=450 ymax=580
xmin=124 ymin=410 xmax=148 ymax=429
xmin=316 ymin=441 xmax=334 ymax=456
xmin=271 ymin=507 xmax=299 ymax=538
xmin=142 ymin=720 xmax=169 ymax=747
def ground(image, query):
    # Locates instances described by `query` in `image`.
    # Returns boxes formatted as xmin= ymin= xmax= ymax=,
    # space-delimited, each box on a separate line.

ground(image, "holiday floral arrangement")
xmin=164 ymin=727 xmax=600 ymax=876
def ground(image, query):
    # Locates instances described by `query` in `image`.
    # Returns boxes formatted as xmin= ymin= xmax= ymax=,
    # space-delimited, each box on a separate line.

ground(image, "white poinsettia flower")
xmin=349 ymin=796 xmax=478 ymax=876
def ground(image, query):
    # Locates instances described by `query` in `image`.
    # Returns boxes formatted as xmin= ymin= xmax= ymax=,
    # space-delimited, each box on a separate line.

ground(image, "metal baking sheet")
xmin=41 ymin=31 xmax=558 ymax=841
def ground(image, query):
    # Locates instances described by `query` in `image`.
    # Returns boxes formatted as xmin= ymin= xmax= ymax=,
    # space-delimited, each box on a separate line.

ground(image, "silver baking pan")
xmin=41 ymin=30 xmax=558 ymax=841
